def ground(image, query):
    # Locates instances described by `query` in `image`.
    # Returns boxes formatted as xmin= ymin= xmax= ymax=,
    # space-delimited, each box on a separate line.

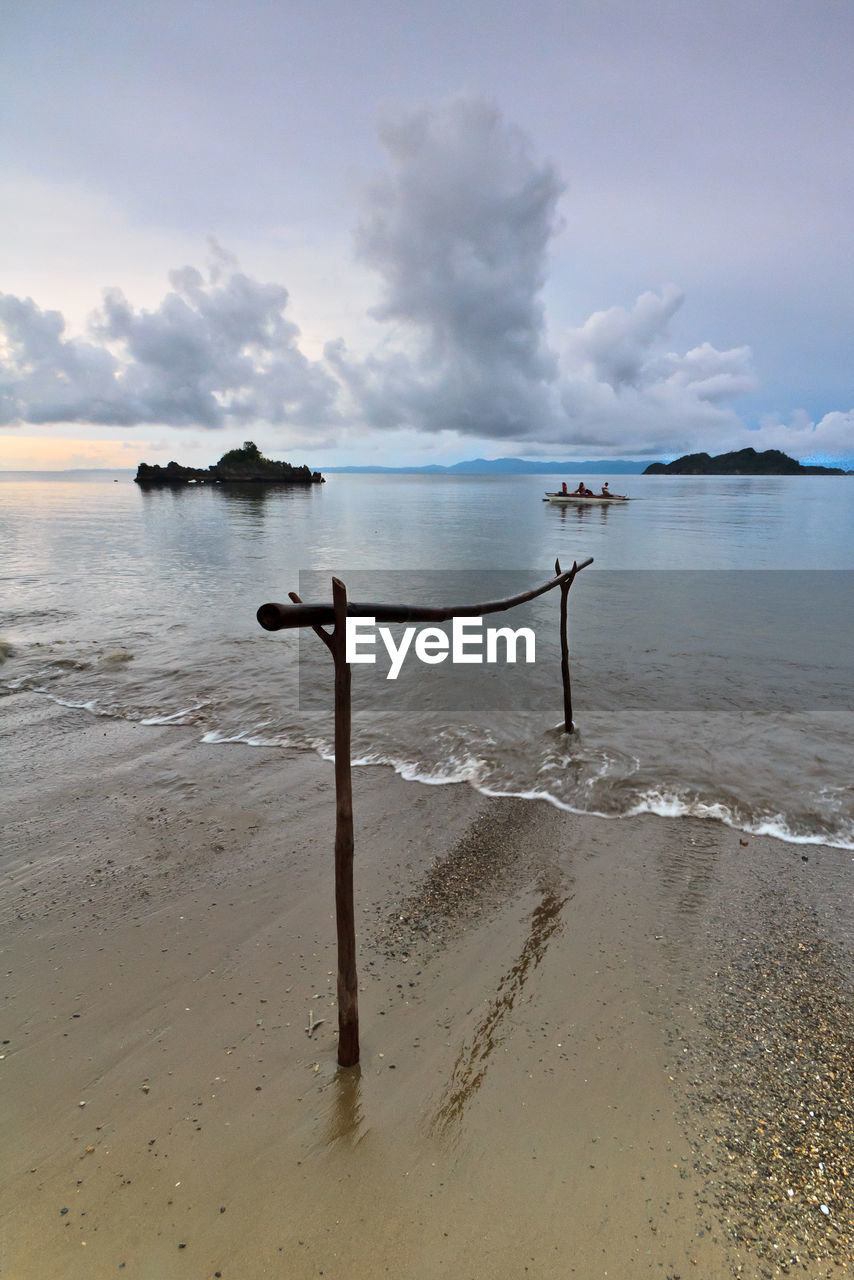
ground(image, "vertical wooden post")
xmin=330 ymin=576 xmax=359 ymax=1067
xmin=556 ymin=558 xmax=573 ymax=734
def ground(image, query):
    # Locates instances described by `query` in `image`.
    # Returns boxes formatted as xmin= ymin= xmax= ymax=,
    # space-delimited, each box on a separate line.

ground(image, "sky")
xmin=2 ymin=0 xmax=853 ymax=470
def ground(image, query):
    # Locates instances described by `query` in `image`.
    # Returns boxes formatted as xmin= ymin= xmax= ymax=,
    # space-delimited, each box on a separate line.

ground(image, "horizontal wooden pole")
xmin=257 ymin=559 xmax=593 ymax=632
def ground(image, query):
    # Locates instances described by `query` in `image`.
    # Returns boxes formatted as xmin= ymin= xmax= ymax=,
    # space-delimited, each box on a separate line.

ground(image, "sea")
xmin=2 ymin=469 xmax=853 ymax=849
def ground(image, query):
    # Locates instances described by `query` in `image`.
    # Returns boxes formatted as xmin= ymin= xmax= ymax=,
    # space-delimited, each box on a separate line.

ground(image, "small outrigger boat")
xmin=543 ymin=490 xmax=629 ymax=505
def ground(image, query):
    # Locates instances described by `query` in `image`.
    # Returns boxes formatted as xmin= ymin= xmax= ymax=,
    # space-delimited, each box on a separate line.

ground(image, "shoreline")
xmin=3 ymin=693 xmax=854 ymax=1277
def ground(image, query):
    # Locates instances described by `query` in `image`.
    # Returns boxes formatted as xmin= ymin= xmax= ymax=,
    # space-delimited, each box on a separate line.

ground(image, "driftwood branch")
xmin=257 ymin=559 xmax=594 ymax=632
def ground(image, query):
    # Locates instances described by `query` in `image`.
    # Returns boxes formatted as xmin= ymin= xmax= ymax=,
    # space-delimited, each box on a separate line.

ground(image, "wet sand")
xmin=2 ymin=693 xmax=853 ymax=1278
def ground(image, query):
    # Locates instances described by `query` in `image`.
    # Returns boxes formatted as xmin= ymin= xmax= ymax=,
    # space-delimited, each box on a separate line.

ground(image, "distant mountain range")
xmin=643 ymin=448 xmax=849 ymax=476
xmin=323 ymin=457 xmax=646 ymax=475
xmin=7 ymin=448 xmax=848 ymax=480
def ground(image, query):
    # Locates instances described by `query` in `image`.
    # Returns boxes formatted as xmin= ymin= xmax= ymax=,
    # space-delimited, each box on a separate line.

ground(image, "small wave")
xmin=744 ymin=817 xmax=854 ymax=850
xmin=1 ymin=658 xmax=90 ymax=690
xmin=98 ymin=648 xmax=134 ymax=669
xmin=341 ymin=745 xmax=490 ymax=787
xmin=50 ymin=694 xmax=102 ymax=715
xmin=201 ymin=727 xmax=294 ymax=748
xmin=312 ymin=747 xmax=854 ymax=852
xmin=140 ymin=704 xmax=208 ymax=726
xmin=626 ymin=790 xmax=740 ymax=825
xmin=625 ymin=788 xmax=854 ymax=851
xmin=469 ymin=781 xmax=614 ymax=820
xmin=15 ymin=686 xmax=212 ymax=730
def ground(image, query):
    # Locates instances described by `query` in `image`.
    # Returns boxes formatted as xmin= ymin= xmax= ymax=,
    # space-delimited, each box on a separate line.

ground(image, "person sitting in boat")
xmin=561 ymin=482 xmax=568 ymax=494
xmin=600 ymin=482 xmax=611 ymax=497
xmin=573 ymin=482 xmax=586 ymax=495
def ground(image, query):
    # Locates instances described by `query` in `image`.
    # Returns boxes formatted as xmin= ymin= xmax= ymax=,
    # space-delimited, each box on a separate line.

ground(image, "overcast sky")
xmin=2 ymin=0 xmax=852 ymax=469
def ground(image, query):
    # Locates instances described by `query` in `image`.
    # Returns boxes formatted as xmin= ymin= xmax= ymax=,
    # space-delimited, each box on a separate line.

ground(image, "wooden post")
xmin=555 ymin=558 xmax=573 ymax=733
xmin=330 ymin=577 xmax=359 ymax=1067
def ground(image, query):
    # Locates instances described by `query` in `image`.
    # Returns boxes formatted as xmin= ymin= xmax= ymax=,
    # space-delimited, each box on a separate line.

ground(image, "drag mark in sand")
xmin=432 ymin=874 xmax=569 ymax=1136
xmin=372 ymin=798 xmax=543 ymax=961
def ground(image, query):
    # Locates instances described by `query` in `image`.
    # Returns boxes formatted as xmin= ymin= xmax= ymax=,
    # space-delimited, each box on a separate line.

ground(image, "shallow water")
xmin=2 ymin=470 xmax=853 ymax=846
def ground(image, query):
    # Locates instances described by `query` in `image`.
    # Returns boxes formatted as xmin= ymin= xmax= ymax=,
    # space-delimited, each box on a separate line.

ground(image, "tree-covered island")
xmin=135 ymin=441 xmax=324 ymax=486
xmin=643 ymin=447 xmax=848 ymax=475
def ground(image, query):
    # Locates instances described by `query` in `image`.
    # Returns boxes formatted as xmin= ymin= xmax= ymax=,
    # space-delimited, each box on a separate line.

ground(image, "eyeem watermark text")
xmin=346 ymin=617 xmax=536 ymax=680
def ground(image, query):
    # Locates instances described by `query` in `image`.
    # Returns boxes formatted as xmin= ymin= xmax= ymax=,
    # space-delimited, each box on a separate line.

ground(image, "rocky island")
xmin=135 ymin=441 xmax=324 ymax=486
xmin=643 ymin=447 xmax=847 ymax=476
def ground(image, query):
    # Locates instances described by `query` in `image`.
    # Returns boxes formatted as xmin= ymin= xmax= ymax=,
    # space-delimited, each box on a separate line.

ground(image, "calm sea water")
xmin=2 ymin=470 xmax=854 ymax=848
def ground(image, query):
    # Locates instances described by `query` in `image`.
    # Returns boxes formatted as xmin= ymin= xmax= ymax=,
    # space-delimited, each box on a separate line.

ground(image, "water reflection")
xmin=321 ymin=1064 xmax=367 ymax=1148
xmin=431 ymin=873 xmax=569 ymax=1136
xmin=136 ymin=481 xmax=196 ymax=501
xmin=217 ymin=481 xmax=320 ymax=507
xmin=548 ymin=501 xmax=615 ymax=526
xmin=136 ymin=480 xmax=319 ymax=507
xmin=216 ymin=482 xmax=276 ymax=508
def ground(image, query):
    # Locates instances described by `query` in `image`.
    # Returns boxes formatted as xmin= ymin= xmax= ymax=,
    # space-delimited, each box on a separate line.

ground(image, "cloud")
xmin=327 ymin=95 xmax=565 ymax=438
xmin=564 ymin=286 xmax=686 ymax=389
xmin=749 ymin=409 xmax=854 ymax=462
xmin=328 ymin=96 xmax=770 ymax=457
xmin=0 ymin=293 xmax=120 ymax=426
xmin=548 ymin=289 xmax=761 ymax=455
xmin=563 ymin=288 xmax=755 ymax=409
xmin=0 ymin=241 xmax=339 ymax=429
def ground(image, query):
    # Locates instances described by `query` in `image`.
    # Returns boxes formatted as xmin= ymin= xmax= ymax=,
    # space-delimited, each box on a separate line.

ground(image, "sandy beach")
xmin=3 ymin=692 xmax=853 ymax=1279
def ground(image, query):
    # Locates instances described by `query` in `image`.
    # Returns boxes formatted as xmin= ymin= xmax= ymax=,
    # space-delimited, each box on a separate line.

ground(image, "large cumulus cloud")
xmin=0 ymin=241 xmax=339 ymax=429
xmin=328 ymin=96 xmax=765 ymax=455
xmin=326 ymin=95 xmax=565 ymax=439
xmin=553 ymin=288 xmax=760 ymax=455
